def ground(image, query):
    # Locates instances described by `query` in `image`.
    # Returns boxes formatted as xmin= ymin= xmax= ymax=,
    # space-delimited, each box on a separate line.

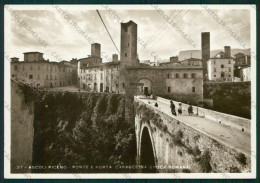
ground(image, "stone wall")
xmin=11 ymin=81 xmax=34 ymax=173
xmin=123 ymin=67 xmax=203 ymax=102
xmin=135 ymin=97 xmax=251 ymax=173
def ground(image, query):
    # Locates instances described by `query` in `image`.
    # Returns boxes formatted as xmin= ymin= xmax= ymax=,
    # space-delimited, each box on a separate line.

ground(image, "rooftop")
xmin=23 ymin=52 xmax=43 ymax=54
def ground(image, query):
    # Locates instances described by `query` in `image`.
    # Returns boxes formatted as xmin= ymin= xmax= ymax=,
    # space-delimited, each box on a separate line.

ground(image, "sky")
xmin=5 ymin=6 xmax=251 ymax=62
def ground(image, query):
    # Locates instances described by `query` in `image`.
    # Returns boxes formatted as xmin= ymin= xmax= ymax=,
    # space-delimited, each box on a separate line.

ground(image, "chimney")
xmin=201 ymin=32 xmax=210 ymax=76
xmin=112 ymin=54 xmax=118 ymax=62
xmin=170 ymin=56 xmax=178 ymax=63
xmin=11 ymin=57 xmax=19 ymax=62
xmin=91 ymin=43 xmax=101 ymax=58
xmin=224 ymin=46 xmax=231 ymax=58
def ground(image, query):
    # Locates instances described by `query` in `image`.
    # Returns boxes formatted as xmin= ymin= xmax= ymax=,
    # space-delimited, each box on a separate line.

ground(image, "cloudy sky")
xmin=5 ymin=6 xmax=251 ymax=62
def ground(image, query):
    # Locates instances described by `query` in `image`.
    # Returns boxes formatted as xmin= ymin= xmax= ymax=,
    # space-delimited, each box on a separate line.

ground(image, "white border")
xmin=4 ymin=4 xmax=257 ymax=179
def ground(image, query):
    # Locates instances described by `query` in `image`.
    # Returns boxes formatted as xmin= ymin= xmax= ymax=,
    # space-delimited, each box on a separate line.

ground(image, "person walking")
xmin=188 ymin=104 xmax=193 ymax=116
xmin=178 ymin=103 xmax=182 ymax=115
xmin=154 ymin=102 xmax=158 ymax=107
xmin=170 ymin=100 xmax=177 ymax=116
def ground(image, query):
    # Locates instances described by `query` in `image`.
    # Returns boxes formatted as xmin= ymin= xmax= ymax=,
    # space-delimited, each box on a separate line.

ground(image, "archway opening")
xmin=137 ymin=78 xmax=152 ymax=96
xmin=140 ymin=127 xmax=156 ymax=173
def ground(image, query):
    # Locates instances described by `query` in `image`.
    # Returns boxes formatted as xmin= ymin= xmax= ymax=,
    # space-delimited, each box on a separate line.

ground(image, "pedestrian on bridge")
xmin=170 ymin=100 xmax=177 ymax=116
xmin=188 ymin=104 xmax=193 ymax=116
xmin=178 ymin=103 xmax=182 ymax=115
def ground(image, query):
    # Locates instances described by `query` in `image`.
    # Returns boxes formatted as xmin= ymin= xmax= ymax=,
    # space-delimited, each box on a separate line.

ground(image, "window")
xmin=29 ymin=75 xmax=33 ymax=79
xmin=101 ymin=73 xmax=103 ymax=80
xmin=38 ymin=65 xmax=40 ymax=70
xmin=229 ymin=67 xmax=231 ymax=72
xmin=167 ymin=73 xmax=170 ymax=79
xmin=46 ymin=75 xmax=48 ymax=80
xmin=191 ymin=73 xmax=196 ymax=78
xmin=229 ymin=75 xmax=231 ymax=77
xmin=122 ymin=83 xmax=125 ymax=88
xmin=214 ymin=60 xmax=216 ymax=65
xmin=50 ymin=75 xmax=52 ymax=80
xmin=214 ymin=68 xmax=216 ymax=72
xmin=168 ymin=87 xmax=171 ymax=93
xmin=175 ymin=73 xmax=179 ymax=78
xmin=30 ymin=65 xmax=33 ymax=70
xmin=55 ymin=76 xmax=57 ymax=80
xmin=214 ymin=75 xmax=216 ymax=77
xmin=125 ymin=53 xmax=127 ymax=57
xmin=23 ymin=65 xmax=25 ymax=70
xmin=183 ymin=73 xmax=188 ymax=78
xmin=38 ymin=75 xmax=40 ymax=79
xmin=221 ymin=65 xmax=224 ymax=68
xmin=229 ymin=60 xmax=231 ymax=64
xmin=14 ymin=65 xmax=18 ymax=70
xmin=192 ymin=87 xmax=195 ymax=92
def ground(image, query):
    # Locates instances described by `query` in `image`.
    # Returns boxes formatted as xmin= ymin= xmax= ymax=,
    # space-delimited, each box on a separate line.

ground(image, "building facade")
xmin=207 ymin=47 xmax=234 ymax=82
xmin=179 ymin=58 xmax=202 ymax=66
xmin=78 ymin=20 xmax=204 ymax=102
xmin=11 ymin=52 xmax=76 ymax=88
xmin=234 ymin=52 xmax=251 ymax=80
xmin=240 ymin=66 xmax=251 ymax=81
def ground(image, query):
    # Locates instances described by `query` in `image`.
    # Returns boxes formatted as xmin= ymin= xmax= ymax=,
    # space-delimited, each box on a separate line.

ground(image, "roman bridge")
xmin=134 ymin=96 xmax=252 ymax=173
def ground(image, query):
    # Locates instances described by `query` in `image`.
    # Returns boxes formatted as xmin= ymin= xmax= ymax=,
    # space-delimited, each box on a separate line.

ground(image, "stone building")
xmin=159 ymin=56 xmax=178 ymax=67
xmin=234 ymin=53 xmax=251 ymax=67
xmin=179 ymin=57 xmax=202 ymax=66
xmin=78 ymin=20 xmax=204 ymax=102
xmin=240 ymin=66 xmax=251 ymax=81
xmin=207 ymin=47 xmax=234 ymax=82
xmin=234 ymin=53 xmax=251 ymax=79
xmin=11 ymin=52 xmax=76 ymax=88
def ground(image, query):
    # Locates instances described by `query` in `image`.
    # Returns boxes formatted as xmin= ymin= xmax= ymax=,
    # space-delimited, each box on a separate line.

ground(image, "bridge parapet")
xmin=134 ymin=96 xmax=251 ymax=173
xmin=156 ymin=97 xmax=251 ymax=132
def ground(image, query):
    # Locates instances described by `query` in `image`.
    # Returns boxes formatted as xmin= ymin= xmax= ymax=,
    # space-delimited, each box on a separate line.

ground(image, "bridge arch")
xmin=138 ymin=121 xmax=157 ymax=172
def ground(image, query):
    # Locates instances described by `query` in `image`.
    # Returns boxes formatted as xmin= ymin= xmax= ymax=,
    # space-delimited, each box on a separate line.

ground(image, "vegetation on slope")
xmin=31 ymin=91 xmax=136 ymax=173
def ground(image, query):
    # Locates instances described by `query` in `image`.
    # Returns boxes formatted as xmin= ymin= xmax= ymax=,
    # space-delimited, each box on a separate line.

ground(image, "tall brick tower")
xmin=224 ymin=46 xmax=231 ymax=58
xmin=120 ymin=20 xmax=138 ymax=66
xmin=91 ymin=43 xmax=101 ymax=58
xmin=201 ymin=32 xmax=210 ymax=77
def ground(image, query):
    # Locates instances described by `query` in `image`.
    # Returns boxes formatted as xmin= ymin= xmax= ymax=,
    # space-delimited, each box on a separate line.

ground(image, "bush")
xmin=235 ymin=153 xmax=247 ymax=166
xmin=198 ymin=150 xmax=212 ymax=173
xmin=173 ymin=130 xmax=184 ymax=146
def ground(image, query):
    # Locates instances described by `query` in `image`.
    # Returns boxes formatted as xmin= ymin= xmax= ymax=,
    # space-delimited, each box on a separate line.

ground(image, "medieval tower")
xmin=120 ymin=20 xmax=138 ymax=66
xmin=201 ymin=32 xmax=210 ymax=77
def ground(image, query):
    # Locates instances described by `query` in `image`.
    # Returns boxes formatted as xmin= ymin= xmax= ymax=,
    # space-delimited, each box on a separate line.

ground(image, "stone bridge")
xmin=134 ymin=96 xmax=251 ymax=173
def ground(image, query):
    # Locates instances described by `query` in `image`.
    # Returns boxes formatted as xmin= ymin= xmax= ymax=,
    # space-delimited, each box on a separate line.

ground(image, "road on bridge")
xmin=138 ymin=97 xmax=251 ymax=156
